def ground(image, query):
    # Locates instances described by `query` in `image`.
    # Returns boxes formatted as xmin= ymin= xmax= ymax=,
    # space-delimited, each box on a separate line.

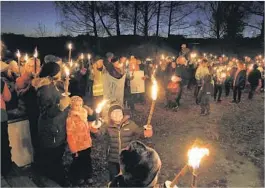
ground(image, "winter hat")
xmin=120 ymin=141 xmax=161 ymax=187
xmin=108 ymin=103 xmax=123 ymax=117
xmin=44 ymin=55 xmax=61 ymax=64
xmin=70 ymin=96 xmax=84 ymax=106
xmin=39 ymin=62 xmax=60 ymax=78
xmin=0 ymin=61 xmax=9 ymax=72
xmin=106 ymin=52 xmax=114 ymax=59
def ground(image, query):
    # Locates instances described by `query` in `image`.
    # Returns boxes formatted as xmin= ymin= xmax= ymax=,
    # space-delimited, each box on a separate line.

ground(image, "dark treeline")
xmin=53 ymin=1 xmax=264 ymax=39
xmin=1 ymin=33 xmax=263 ymax=61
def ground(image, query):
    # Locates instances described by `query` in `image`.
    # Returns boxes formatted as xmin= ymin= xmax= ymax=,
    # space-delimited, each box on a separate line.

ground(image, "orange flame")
xmin=81 ymin=53 xmax=84 ymax=60
xmin=188 ymin=147 xmax=209 ymax=169
xmin=68 ymin=43 xmax=72 ymax=50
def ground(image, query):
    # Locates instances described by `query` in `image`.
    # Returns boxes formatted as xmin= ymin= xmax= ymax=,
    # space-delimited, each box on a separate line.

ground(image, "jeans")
xmin=69 ymin=148 xmax=92 ymax=183
xmin=225 ymin=81 xmax=231 ymax=96
xmin=108 ymin=162 xmax=120 ymax=181
xmin=1 ymin=121 xmax=12 ymax=176
xmin=214 ymin=84 xmax=222 ymax=100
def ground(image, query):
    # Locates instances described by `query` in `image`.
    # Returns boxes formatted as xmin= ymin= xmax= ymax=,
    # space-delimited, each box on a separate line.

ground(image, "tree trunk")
xmin=216 ymin=2 xmax=220 ymax=39
xmin=156 ymin=2 xmax=161 ymax=37
xmin=91 ymin=2 xmax=98 ymax=37
xmin=168 ymin=1 xmax=173 ymax=37
xmin=95 ymin=3 xmax=112 ymax=36
xmin=133 ymin=2 xmax=138 ymax=35
xmin=115 ymin=2 xmax=121 ymax=36
xmin=144 ymin=2 xmax=148 ymax=37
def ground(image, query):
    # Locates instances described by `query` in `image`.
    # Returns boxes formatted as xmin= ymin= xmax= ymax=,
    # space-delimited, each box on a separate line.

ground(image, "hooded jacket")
xmin=32 ymin=77 xmax=69 ymax=148
xmin=99 ymin=114 xmax=143 ymax=163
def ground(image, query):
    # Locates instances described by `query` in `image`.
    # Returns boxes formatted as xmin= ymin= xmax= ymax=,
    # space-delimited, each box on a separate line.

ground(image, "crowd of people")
xmin=1 ymin=43 xmax=264 ymax=187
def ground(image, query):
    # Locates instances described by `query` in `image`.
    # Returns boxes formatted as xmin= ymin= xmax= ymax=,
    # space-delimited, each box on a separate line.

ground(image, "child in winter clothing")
xmin=166 ymin=75 xmax=182 ymax=110
xmin=198 ymin=74 xmax=214 ymax=116
xmin=66 ymin=96 xmax=97 ymax=185
xmin=98 ymin=103 xmax=153 ymax=181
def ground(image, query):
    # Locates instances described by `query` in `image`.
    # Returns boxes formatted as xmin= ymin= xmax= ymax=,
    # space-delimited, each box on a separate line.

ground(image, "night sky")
xmin=1 ymin=1 xmax=262 ymax=38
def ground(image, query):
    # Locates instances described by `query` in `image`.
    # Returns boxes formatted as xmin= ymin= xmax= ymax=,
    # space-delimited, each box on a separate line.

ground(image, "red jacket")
xmin=66 ymin=111 xmax=98 ymax=153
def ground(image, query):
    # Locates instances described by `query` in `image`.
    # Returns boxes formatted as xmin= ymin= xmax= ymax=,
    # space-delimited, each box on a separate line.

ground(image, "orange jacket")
xmin=167 ymin=81 xmax=181 ymax=94
xmin=66 ymin=113 xmax=98 ymax=153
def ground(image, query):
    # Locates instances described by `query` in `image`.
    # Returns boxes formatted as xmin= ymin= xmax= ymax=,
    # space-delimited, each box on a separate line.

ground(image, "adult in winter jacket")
xmin=231 ymin=62 xmax=247 ymax=103
xmin=198 ymin=74 xmax=214 ymax=115
xmin=248 ymin=64 xmax=262 ymax=99
xmin=98 ymin=103 xmax=153 ymax=181
xmin=1 ymin=61 xmax=12 ymax=177
xmin=108 ymin=141 xmax=161 ymax=188
xmin=32 ymin=62 xmax=71 ymax=186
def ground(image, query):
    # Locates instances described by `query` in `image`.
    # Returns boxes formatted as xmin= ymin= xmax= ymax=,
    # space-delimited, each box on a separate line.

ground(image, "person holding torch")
xmin=97 ymin=101 xmax=153 ymax=181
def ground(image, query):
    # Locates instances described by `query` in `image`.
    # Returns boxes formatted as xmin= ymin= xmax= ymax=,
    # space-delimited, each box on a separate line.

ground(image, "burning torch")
xmin=92 ymin=99 xmax=108 ymax=128
xmin=188 ymin=147 xmax=209 ymax=188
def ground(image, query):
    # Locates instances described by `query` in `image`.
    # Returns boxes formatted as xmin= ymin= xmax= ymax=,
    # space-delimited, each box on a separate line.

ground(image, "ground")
xmin=63 ymin=86 xmax=264 ymax=187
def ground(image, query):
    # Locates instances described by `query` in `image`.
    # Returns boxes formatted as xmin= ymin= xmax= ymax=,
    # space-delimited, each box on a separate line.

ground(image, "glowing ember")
xmin=188 ymin=147 xmax=209 ymax=169
xmin=95 ymin=100 xmax=108 ymax=114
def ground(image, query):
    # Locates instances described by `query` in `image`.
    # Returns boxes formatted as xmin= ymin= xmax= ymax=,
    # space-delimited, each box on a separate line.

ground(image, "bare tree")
xmin=197 ymin=2 xmax=227 ymax=39
xmin=34 ymin=22 xmax=50 ymax=37
xmin=165 ymin=2 xmax=197 ymax=37
xmin=55 ymin=2 xmax=100 ymax=37
xmin=242 ymin=1 xmax=264 ymax=38
xmin=137 ymin=2 xmax=157 ymax=36
xmin=156 ymin=1 xmax=161 ymax=36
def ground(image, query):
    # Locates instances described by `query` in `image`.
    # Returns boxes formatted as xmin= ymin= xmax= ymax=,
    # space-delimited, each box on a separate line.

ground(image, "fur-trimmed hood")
xmin=31 ymin=77 xmax=52 ymax=90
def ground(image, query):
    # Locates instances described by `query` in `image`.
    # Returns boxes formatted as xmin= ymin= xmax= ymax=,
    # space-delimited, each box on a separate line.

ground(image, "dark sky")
xmin=1 ymin=1 xmax=262 ymax=38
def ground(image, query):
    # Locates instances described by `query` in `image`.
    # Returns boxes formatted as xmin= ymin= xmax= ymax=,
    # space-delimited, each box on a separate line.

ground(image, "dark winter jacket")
xmin=99 ymin=116 xmax=143 ymax=163
xmin=32 ymin=77 xmax=69 ymax=148
xmin=248 ymin=69 xmax=262 ymax=87
xmin=175 ymin=65 xmax=188 ymax=85
xmin=233 ymin=69 xmax=247 ymax=88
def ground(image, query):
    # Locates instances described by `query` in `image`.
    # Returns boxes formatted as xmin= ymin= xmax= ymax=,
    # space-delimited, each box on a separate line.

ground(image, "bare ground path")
xmin=65 ymin=88 xmax=264 ymax=187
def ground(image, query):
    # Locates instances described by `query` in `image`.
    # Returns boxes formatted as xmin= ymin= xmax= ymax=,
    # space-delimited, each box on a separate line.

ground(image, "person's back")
xmin=248 ymin=68 xmax=261 ymax=87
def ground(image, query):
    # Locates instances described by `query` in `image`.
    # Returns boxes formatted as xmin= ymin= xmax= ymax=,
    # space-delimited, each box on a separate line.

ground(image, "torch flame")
xmin=126 ymin=60 xmax=129 ymax=66
xmin=161 ymin=54 xmax=165 ymax=60
xmin=188 ymin=147 xmax=209 ymax=169
xmin=65 ymin=67 xmax=70 ymax=77
xmin=16 ymin=50 xmax=21 ymax=58
xmin=81 ymin=53 xmax=84 ymax=60
xmin=68 ymin=43 xmax=72 ymax=50
xmin=95 ymin=100 xmax=108 ymax=114
xmin=25 ymin=53 xmax=28 ymax=61
xmin=34 ymin=48 xmax=38 ymax=58
xmin=221 ymin=72 xmax=226 ymax=78
xmin=69 ymin=60 xmax=73 ymax=67
xmin=151 ymin=78 xmax=158 ymax=101
xmin=87 ymin=53 xmax=91 ymax=60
